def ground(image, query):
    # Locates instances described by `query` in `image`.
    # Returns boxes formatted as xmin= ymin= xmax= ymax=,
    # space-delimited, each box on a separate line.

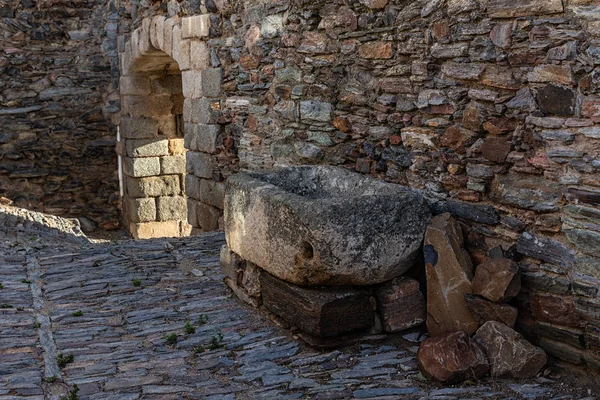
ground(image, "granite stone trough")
xmin=221 ymin=165 xmax=432 ymax=342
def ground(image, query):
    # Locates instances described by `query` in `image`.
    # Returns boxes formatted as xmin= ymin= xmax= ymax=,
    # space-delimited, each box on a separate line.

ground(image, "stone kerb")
xmin=119 ymin=14 xmax=223 ymax=238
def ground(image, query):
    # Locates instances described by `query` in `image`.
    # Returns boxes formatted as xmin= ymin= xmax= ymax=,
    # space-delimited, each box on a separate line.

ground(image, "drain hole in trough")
xmin=299 ymin=241 xmax=314 ymax=260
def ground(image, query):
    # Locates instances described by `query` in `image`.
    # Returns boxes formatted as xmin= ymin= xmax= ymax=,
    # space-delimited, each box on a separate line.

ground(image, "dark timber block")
xmin=260 ymin=272 xmax=375 ymax=338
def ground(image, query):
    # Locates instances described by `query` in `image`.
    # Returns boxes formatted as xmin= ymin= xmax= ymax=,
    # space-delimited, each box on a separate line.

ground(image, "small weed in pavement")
xmin=184 ymin=321 xmax=196 ymax=334
xmin=132 ymin=278 xmax=141 ymax=287
xmin=71 ymin=310 xmax=83 ymax=317
xmin=33 ymin=321 xmax=41 ymax=328
xmin=57 ymin=353 xmax=74 ymax=368
xmin=60 ymin=384 xmax=79 ymax=400
xmin=198 ymin=314 xmax=208 ymax=325
xmin=207 ymin=331 xmax=224 ymax=350
xmin=43 ymin=376 xmax=57 ymax=383
xmin=0 ymin=304 xmax=12 ymax=309
xmin=0 ymin=283 xmax=3 ymax=289
xmin=21 ymin=279 xmax=31 ymax=284
xmin=164 ymin=333 xmax=177 ymax=346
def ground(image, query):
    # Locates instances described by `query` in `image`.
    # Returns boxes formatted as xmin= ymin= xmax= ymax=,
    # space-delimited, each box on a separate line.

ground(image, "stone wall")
xmin=0 ymin=0 xmax=120 ymax=230
xmin=123 ymin=0 xmax=600 ymax=370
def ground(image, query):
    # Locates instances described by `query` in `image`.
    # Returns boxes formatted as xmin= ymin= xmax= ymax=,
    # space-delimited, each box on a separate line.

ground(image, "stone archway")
xmin=118 ymin=15 xmax=223 ymax=239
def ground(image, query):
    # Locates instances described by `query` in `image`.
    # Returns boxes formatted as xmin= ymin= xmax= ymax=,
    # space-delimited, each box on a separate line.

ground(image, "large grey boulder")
xmin=224 ymin=166 xmax=431 ymax=286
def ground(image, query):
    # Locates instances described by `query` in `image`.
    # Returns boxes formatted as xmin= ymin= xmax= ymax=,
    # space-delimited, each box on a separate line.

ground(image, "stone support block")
xmin=120 ymin=117 xmax=159 ymax=139
xmin=157 ymin=196 xmax=188 ymax=221
xmin=120 ymin=75 xmax=151 ymax=95
xmin=123 ymin=157 xmax=161 ymax=177
xmin=220 ymin=245 xmax=243 ymax=280
xmin=182 ymin=15 xmax=210 ymax=39
xmin=375 ymin=277 xmax=426 ymax=333
xmin=126 ymin=139 xmax=169 ymax=157
xmin=125 ymin=196 xmax=157 ymax=223
xmin=130 ymin=220 xmax=180 ymax=239
xmin=160 ymin=155 xmax=186 ymax=174
xmin=260 ymin=272 xmax=375 ymax=338
xmin=182 ymin=69 xmax=222 ymax=99
xmin=172 ymin=26 xmax=191 ymax=70
xmin=186 ymin=151 xmax=213 ymax=179
xmin=127 ymin=175 xmax=180 ymax=197
xmin=121 ymin=95 xmax=172 ymax=118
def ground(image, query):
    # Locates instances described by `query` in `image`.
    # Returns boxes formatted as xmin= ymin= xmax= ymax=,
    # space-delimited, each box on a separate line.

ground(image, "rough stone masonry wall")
xmin=127 ymin=0 xmax=600 ymax=369
xmin=0 ymin=0 xmax=120 ymax=230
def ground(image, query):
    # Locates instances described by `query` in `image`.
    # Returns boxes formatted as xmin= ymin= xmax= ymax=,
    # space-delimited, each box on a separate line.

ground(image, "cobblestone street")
xmin=0 ymin=209 xmax=599 ymax=400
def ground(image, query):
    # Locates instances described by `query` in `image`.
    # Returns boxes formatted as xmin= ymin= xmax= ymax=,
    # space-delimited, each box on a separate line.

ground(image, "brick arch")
xmin=118 ymin=15 xmax=224 ymax=239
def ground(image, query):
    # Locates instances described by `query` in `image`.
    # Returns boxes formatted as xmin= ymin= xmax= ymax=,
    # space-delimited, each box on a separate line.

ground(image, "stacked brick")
xmin=118 ymin=15 xmax=224 ymax=237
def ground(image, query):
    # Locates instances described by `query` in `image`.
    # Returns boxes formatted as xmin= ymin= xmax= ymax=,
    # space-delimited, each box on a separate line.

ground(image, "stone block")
xmin=139 ymin=18 xmax=160 ymax=56
xmin=517 ymin=232 xmax=576 ymax=269
xmin=225 ymin=166 xmax=431 ymax=286
xmin=198 ymin=124 xmax=220 ymax=154
xmin=120 ymin=117 xmax=159 ymax=139
xmin=157 ymin=116 xmax=178 ymax=138
xmin=531 ymin=293 xmax=581 ymax=327
xmin=474 ymin=321 xmax=547 ymax=378
xmin=150 ymin=15 xmax=166 ymax=50
xmin=538 ymin=338 xmax=583 ymax=365
xmin=160 ymin=155 xmax=186 ymax=174
xmin=120 ymin=75 xmax=151 ymax=95
xmin=127 ymin=175 xmax=180 ymax=197
xmin=151 ymin=75 xmax=182 ymax=95
xmin=186 ymin=151 xmax=213 ymax=178
xmin=464 ymin=294 xmax=518 ymax=328
xmin=195 ymin=201 xmax=221 ymax=231
xmin=121 ymin=95 xmax=172 ymax=118
xmin=169 ymin=138 xmax=185 ymax=155
xmin=187 ymin=198 xmax=198 ymax=227
xmin=442 ymin=62 xmax=485 ymax=80
xmin=125 ymin=196 xmax=156 ymax=223
xmin=490 ymin=173 xmax=561 ymax=212
xmin=126 ymin=139 xmax=169 ymax=157
xmin=185 ymin=174 xmax=201 ymax=200
xmin=182 ymin=15 xmax=210 ymax=39
xmin=358 ymin=41 xmax=392 ymax=59
xmin=582 ymin=97 xmax=600 ymax=122
xmin=528 ymin=65 xmax=575 ymax=86
xmin=123 ymin=157 xmax=161 ymax=177
xmin=162 ymin=17 xmax=177 ymax=57
xmin=375 ymin=277 xmax=426 ymax=333
xmin=184 ymin=98 xmax=221 ymax=124
xmin=472 ymin=258 xmax=521 ymax=302
xmin=424 ymin=213 xmax=478 ymax=336
xmin=182 ymin=69 xmax=222 ymax=99
xmin=487 ymin=0 xmax=564 ymax=18
xmin=130 ymin=220 xmax=180 ymax=239
xmin=300 ymin=100 xmax=333 ymax=122
xmin=190 ymin=40 xmax=210 ymax=70
xmin=199 ymin=179 xmax=225 ymax=209
xmin=260 ymin=272 xmax=374 ymax=338
xmin=157 ymin=195 xmax=187 ymax=221
xmin=417 ymin=331 xmax=489 ymax=384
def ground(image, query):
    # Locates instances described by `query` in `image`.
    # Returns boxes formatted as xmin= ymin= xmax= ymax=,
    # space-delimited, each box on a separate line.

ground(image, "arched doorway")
xmin=118 ymin=15 xmax=223 ymax=239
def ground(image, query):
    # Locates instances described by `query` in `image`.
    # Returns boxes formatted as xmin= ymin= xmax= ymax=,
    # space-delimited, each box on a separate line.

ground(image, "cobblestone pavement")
xmin=1 ymin=213 xmax=599 ymax=399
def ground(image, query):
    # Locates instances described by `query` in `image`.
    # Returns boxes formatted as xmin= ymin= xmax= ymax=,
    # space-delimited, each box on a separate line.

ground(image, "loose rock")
xmin=417 ymin=331 xmax=489 ymax=384
xmin=474 ymin=321 xmax=547 ymax=379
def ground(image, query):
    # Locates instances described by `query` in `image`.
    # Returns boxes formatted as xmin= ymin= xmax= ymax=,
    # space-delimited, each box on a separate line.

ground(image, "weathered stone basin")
xmin=224 ymin=166 xmax=432 ymax=286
